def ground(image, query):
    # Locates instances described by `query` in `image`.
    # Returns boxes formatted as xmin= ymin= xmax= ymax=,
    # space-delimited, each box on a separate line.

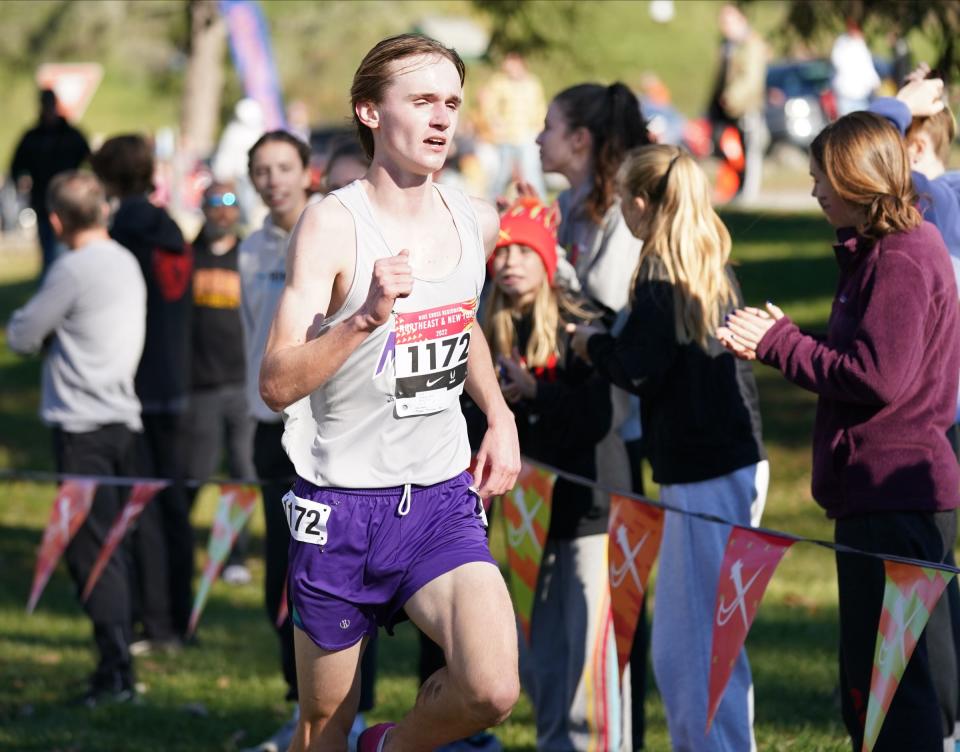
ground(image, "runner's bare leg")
xmin=383 ymin=562 xmax=519 ymax=751
xmin=289 ymin=632 xmax=366 ymax=752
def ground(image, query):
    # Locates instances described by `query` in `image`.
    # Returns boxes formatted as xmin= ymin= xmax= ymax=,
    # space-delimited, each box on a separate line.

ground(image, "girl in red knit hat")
xmin=483 ymin=196 xmax=628 ymax=750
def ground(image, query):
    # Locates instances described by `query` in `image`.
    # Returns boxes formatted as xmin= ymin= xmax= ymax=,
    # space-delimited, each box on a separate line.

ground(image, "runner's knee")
xmin=298 ymin=706 xmax=352 ymax=747
xmin=461 ymin=669 xmax=520 ymax=727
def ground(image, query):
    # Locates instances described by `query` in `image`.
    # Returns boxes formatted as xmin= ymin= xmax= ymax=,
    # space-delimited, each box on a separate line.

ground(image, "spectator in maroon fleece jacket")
xmin=719 ymin=111 xmax=960 ymax=752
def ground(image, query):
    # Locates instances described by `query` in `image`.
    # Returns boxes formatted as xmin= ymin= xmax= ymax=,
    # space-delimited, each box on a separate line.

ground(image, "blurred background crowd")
xmin=2 ymin=0 xmax=958 ymax=254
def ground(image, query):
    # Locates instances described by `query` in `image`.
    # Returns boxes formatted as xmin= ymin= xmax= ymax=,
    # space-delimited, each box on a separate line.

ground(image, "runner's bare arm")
xmin=471 ymin=197 xmax=502 ymax=262
xmin=466 ymin=198 xmax=521 ymax=497
xmin=259 ymin=197 xmax=413 ymax=411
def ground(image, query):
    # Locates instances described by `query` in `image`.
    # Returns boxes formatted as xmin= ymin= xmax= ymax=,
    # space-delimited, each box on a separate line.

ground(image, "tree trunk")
xmin=180 ymin=0 xmax=226 ymax=159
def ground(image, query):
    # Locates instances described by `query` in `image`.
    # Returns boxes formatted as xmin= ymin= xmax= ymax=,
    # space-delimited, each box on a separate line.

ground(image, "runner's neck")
xmin=362 ymin=163 xmax=438 ymax=221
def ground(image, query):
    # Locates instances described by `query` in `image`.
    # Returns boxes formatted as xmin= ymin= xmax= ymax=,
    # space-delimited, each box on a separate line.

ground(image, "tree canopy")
xmin=768 ymin=0 xmax=960 ymax=82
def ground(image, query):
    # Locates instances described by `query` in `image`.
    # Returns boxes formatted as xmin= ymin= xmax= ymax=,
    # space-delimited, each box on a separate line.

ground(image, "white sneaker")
xmin=129 ymin=637 xmax=183 ymax=657
xmin=222 ymin=564 xmax=253 ymax=586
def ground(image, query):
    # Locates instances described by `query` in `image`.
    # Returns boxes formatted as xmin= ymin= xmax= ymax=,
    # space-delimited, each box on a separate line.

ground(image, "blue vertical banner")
xmin=218 ymin=0 xmax=286 ymax=130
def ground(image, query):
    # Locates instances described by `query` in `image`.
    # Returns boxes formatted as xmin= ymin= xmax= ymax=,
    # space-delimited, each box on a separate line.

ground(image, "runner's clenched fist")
xmin=358 ymin=249 xmax=413 ymax=329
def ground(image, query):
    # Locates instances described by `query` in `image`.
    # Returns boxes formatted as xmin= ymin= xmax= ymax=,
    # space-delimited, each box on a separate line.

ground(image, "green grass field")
xmin=1 ymin=209 xmax=857 ymax=751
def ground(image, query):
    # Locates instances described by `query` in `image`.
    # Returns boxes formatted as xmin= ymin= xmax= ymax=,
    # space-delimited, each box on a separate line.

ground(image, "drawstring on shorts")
xmin=397 ymin=483 xmax=412 ymax=516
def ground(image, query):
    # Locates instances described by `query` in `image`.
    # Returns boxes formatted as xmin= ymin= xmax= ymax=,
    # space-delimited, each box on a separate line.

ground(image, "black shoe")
xmin=75 ymin=682 xmax=141 ymax=709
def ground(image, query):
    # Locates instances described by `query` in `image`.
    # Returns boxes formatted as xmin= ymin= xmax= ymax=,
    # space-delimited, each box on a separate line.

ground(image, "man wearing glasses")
xmin=181 ymin=180 xmax=257 ymax=585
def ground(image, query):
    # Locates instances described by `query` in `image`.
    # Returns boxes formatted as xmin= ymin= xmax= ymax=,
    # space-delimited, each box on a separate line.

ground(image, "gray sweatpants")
xmin=519 ymin=533 xmax=631 ymax=751
xmin=652 ymin=461 xmax=769 ymax=752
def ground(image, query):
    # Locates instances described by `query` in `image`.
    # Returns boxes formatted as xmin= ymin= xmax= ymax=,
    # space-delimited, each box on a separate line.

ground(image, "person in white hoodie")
xmin=239 ymin=129 xmax=312 ymax=752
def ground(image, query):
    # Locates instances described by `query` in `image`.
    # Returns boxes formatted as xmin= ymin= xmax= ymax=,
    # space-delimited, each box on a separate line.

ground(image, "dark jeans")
xmin=53 ymin=424 xmax=138 ymax=690
xmin=132 ymin=412 xmax=192 ymax=639
xmin=835 ymin=510 xmax=957 ymax=751
xmin=184 ymin=385 xmax=255 ymax=565
xmin=358 ymin=634 xmax=378 ymax=714
xmin=254 ymin=420 xmax=298 ymax=700
xmin=944 ymin=425 xmax=960 ymax=725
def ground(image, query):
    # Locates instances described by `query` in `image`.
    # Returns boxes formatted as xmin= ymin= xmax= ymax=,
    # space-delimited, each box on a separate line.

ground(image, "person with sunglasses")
xmin=182 ymin=180 xmax=256 ymax=585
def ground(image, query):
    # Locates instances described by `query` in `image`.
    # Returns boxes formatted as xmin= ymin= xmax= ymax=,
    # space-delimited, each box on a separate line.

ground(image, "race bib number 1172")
xmin=392 ymin=298 xmax=477 ymax=417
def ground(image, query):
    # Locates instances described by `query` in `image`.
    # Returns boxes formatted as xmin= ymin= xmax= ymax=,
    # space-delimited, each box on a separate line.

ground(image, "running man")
xmin=259 ymin=34 xmax=521 ymax=752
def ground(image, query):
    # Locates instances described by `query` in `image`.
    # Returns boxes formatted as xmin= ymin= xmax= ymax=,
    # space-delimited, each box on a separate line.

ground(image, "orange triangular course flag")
xmin=862 ymin=561 xmax=954 ymax=752
xmin=27 ymin=480 xmax=98 ymax=613
xmin=82 ymin=481 xmax=167 ymax=602
xmin=607 ymin=495 xmax=664 ymax=678
xmin=502 ymin=462 xmax=554 ymax=642
xmin=706 ymin=527 xmax=793 ymax=731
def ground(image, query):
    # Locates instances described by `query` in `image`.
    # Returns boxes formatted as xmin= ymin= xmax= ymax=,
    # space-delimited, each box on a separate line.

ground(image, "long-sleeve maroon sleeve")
xmin=756 ymin=250 xmax=929 ymax=406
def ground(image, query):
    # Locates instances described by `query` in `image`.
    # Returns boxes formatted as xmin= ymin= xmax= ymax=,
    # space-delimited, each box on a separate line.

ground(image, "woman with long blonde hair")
xmin=721 ymin=111 xmax=960 ymax=751
xmin=484 ymin=197 xmax=628 ymax=751
xmin=570 ymin=144 xmax=767 ymax=751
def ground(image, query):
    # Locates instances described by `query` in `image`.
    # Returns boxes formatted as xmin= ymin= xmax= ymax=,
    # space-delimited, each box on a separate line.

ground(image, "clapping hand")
xmin=717 ymin=302 xmax=784 ymax=361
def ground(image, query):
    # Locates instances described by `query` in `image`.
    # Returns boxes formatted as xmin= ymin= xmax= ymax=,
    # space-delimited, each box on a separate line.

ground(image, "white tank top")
xmin=282 ymin=180 xmax=486 ymax=488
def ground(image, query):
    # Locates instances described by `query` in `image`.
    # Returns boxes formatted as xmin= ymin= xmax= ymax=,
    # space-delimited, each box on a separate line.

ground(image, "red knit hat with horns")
xmin=494 ymin=197 xmax=560 ymax=283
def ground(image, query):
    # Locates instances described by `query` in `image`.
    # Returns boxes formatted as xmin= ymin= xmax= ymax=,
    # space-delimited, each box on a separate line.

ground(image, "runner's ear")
xmin=355 ymin=100 xmax=380 ymax=131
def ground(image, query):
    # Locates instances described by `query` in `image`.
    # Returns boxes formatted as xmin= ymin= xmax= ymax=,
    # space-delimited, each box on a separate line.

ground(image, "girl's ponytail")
xmin=554 ymin=82 xmax=650 ymax=225
xmin=619 ymin=144 xmax=736 ymax=348
xmin=866 ymin=194 xmax=921 ymax=239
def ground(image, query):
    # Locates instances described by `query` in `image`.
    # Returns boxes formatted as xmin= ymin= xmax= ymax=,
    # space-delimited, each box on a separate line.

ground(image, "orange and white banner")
xmin=607 ymin=494 xmax=664 ymax=678
xmin=502 ymin=462 xmax=554 ymax=642
xmin=862 ymin=561 xmax=954 ymax=752
xmin=276 ymin=574 xmax=289 ymax=628
xmin=707 ymin=528 xmax=794 ymax=731
xmin=27 ymin=480 xmax=98 ymax=613
xmin=82 ymin=481 xmax=167 ymax=602
xmin=187 ymin=484 xmax=259 ymax=636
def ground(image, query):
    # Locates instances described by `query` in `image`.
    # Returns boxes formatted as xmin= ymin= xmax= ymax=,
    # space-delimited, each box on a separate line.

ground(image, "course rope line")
xmin=3 ymin=460 xmax=959 ymax=575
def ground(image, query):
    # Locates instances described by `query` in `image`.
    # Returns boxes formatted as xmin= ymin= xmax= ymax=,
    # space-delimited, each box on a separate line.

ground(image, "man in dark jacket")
xmin=10 ymin=89 xmax=90 ymax=275
xmin=92 ymin=134 xmax=194 ymax=649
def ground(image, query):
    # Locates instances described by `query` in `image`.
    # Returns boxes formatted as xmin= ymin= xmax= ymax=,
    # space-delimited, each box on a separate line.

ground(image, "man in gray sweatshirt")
xmin=7 ymin=170 xmax=147 ymax=706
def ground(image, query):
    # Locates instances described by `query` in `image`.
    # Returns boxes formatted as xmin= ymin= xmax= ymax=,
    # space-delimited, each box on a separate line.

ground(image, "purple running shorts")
xmin=287 ymin=470 xmax=496 ymax=651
